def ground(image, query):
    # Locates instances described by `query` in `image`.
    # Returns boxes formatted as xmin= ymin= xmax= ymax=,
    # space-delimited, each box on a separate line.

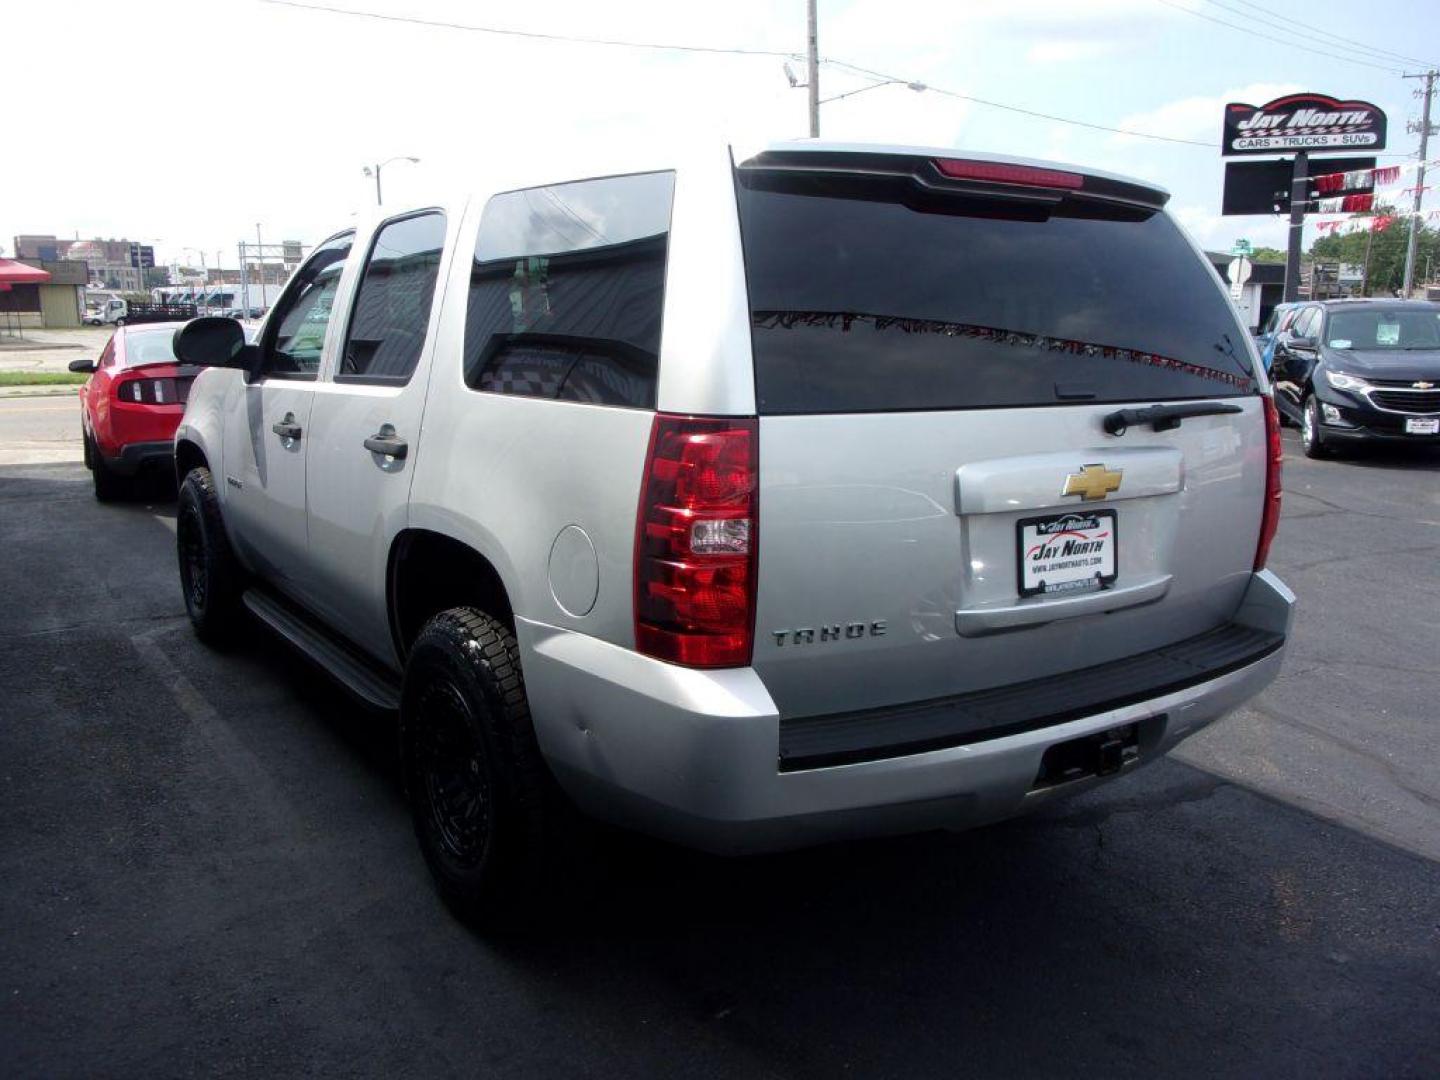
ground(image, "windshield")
xmin=1326 ymin=308 xmax=1440 ymax=350
xmin=736 ymin=169 xmax=1255 ymax=414
xmin=122 ymin=330 xmax=177 ymax=367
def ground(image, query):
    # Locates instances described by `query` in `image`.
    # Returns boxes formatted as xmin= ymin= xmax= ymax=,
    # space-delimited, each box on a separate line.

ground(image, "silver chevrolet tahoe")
xmin=170 ymin=141 xmax=1293 ymax=924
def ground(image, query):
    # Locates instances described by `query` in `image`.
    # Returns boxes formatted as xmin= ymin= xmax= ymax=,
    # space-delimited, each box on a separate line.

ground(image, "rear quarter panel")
xmin=408 ymin=198 xmax=654 ymax=646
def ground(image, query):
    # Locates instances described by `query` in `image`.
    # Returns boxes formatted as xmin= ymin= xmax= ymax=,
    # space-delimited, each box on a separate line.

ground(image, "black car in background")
xmin=1271 ymin=299 xmax=1440 ymax=457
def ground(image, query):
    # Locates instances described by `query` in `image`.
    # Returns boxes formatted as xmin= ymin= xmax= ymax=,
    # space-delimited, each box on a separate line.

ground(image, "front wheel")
xmin=401 ymin=607 xmax=566 ymax=928
xmin=176 ymin=466 xmax=245 ymax=643
xmin=1301 ymin=395 xmax=1330 ymax=459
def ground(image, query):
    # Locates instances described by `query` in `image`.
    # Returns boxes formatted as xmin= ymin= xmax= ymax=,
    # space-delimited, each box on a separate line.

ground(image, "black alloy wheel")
xmin=175 ymin=466 xmax=244 ymax=643
xmin=401 ymin=607 xmax=567 ymax=928
xmin=177 ymin=499 xmax=209 ymax=615
xmin=413 ymin=677 xmax=495 ymax=869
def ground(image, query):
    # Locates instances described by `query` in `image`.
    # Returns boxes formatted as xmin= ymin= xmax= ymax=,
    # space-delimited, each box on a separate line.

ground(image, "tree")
xmin=1309 ymin=204 xmax=1440 ymax=294
xmin=1249 ymin=246 xmax=1287 ymax=263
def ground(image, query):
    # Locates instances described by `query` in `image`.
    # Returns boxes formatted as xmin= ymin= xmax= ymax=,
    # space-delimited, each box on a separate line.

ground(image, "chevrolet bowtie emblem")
xmin=1063 ymin=464 xmax=1124 ymax=501
xmin=1414 ymin=381 xmax=1435 ymax=390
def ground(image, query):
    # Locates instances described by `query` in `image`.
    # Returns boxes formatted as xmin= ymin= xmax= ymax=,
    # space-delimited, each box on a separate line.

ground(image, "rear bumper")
xmin=520 ymin=570 xmax=1294 ymax=854
xmin=100 ymin=440 xmax=174 ymax=476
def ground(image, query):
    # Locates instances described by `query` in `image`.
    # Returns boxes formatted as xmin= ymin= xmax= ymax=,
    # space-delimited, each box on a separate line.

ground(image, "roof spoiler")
xmin=737 ymin=149 xmax=1169 ymax=219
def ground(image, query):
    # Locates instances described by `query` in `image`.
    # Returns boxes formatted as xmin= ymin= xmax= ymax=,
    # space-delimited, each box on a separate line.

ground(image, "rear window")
xmin=463 ymin=171 xmax=675 ymax=410
xmin=736 ymin=168 xmax=1255 ymax=414
xmin=122 ymin=330 xmax=177 ymax=367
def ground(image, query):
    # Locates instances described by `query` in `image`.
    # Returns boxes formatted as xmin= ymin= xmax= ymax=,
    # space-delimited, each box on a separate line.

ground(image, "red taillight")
xmin=114 ymin=375 xmax=189 ymax=405
xmin=1255 ymin=395 xmax=1283 ymax=570
xmin=934 ymin=158 xmax=1085 ymax=190
xmin=634 ymin=414 xmax=758 ymax=668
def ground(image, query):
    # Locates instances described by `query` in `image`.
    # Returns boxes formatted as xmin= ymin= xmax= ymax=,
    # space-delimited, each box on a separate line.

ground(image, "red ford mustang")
xmin=71 ymin=323 xmax=197 ymax=500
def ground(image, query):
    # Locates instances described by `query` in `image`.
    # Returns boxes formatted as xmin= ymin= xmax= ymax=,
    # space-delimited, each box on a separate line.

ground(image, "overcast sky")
xmin=4 ymin=0 xmax=1436 ymax=269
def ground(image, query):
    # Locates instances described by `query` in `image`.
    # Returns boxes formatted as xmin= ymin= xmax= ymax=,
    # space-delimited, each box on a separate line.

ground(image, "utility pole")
xmin=806 ymin=0 xmax=819 ymax=138
xmin=239 ymin=242 xmax=249 ymax=318
xmin=1283 ymin=151 xmax=1309 ymax=302
xmin=373 ymin=164 xmax=383 ymax=206
xmin=1402 ymin=69 xmax=1436 ymax=296
xmin=1361 ymin=222 xmax=1375 ymax=297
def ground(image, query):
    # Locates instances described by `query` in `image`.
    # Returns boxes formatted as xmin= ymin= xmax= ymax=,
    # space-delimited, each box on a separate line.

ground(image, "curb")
xmin=0 ymin=388 xmax=80 ymax=400
xmin=0 ymin=342 xmax=87 ymax=353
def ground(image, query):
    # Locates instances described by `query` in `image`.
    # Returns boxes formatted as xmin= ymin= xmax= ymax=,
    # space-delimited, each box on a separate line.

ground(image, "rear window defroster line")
xmin=751 ymin=310 xmax=1256 ymax=393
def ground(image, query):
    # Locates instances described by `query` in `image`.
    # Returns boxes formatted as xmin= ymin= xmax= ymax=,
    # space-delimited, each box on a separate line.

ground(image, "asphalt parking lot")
xmin=1 ymin=426 xmax=1437 ymax=1078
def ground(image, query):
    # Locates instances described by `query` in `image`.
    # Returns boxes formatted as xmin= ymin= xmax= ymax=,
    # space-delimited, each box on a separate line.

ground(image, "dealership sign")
xmin=1222 ymin=93 xmax=1387 ymax=156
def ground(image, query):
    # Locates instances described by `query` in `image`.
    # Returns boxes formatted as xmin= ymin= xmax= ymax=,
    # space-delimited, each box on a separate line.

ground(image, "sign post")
xmin=1284 ymin=151 xmax=1309 ymax=302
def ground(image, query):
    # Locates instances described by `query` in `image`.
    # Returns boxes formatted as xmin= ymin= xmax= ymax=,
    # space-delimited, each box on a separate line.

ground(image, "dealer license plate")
xmin=1405 ymin=417 xmax=1439 ymax=435
xmin=1018 ymin=511 xmax=1118 ymax=598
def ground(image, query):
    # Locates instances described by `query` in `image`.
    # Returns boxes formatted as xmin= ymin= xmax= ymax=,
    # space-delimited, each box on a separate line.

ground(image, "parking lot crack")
xmin=1284 ymin=543 xmax=1440 ymax=574
xmin=1285 ymin=489 xmax=1440 ymax=528
xmin=1248 ymin=702 xmax=1440 ymax=815
xmin=3 ymin=611 xmax=185 ymax=642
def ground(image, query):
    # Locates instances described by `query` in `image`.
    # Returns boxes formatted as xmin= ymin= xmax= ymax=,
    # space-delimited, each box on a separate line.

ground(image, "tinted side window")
xmin=339 ymin=211 xmax=447 ymax=383
xmin=463 ymin=171 xmax=675 ymax=409
xmin=737 ymin=170 xmax=1255 ymax=414
xmin=263 ymin=232 xmax=353 ymax=378
xmin=1292 ymin=308 xmax=1318 ymax=339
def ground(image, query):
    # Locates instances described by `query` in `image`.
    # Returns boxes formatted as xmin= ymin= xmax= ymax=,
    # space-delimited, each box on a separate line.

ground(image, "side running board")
xmin=242 ymin=589 xmax=402 ymax=711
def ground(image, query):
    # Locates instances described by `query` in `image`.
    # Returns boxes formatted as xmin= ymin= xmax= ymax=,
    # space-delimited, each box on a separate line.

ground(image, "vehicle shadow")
xmin=240 ymin=624 xmax=1440 ymax=1077
xmin=187 ymin=559 xmax=1439 ymax=1080
xmin=474 ymin=769 xmax=1438 ymax=1078
xmin=1304 ymin=439 xmax=1440 ymax=470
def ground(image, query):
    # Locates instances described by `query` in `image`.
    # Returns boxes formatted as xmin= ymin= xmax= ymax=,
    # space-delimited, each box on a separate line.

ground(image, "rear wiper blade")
xmin=1104 ymin=401 xmax=1243 ymax=436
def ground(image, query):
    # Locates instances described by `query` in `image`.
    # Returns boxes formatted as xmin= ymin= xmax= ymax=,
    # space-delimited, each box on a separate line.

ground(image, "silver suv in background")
xmin=170 ymin=142 xmax=1293 ymax=926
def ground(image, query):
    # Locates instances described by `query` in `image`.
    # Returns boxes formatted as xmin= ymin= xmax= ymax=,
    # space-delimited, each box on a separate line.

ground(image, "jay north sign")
xmin=1223 ymin=93 xmax=1387 ymax=156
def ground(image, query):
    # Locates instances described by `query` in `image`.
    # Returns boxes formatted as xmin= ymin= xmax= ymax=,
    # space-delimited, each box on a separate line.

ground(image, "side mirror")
xmin=173 ymin=316 xmax=252 ymax=368
xmin=68 ymin=357 xmax=96 ymax=374
xmin=1290 ymin=334 xmax=1317 ymax=350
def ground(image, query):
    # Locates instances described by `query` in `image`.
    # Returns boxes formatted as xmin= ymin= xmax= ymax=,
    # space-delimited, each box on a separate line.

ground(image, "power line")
xmin=1198 ymin=0 xmax=1437 ymax=69
xmin=823 ymin=58 xmax=1217 ymax=147
xmin=257 ymin=0 xmax=800 ymax=58
xmin=1214 ymin=0 xmax=1439 ymax=70
xmin=1152 ymin=0 xmax=1405 ymax=73
xmin=260 ymin=0 xmax=1217 ymax=148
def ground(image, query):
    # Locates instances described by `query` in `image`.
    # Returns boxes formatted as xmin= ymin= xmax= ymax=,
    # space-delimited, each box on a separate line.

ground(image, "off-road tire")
xmin=1301 ymin=394 xmax=1331 ymax=459
xmin=401 ymin=607 xmax=566 ymax=929
xmin=176 ymin=466 xmax=245 ymax=644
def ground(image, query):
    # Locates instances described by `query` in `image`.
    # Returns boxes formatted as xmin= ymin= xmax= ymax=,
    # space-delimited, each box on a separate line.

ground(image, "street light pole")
xmin=364 ymin=156 xmax=420 ymax=206
xmin=806 ymin=0 xmax=819 ymax=138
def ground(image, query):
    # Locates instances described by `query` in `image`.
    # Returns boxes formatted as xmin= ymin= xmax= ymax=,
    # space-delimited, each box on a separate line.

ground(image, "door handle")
xmin=364 ymin=424 xmax=408 ymax=459
xmin=271 ymin=413 xmax=302 ymax=441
